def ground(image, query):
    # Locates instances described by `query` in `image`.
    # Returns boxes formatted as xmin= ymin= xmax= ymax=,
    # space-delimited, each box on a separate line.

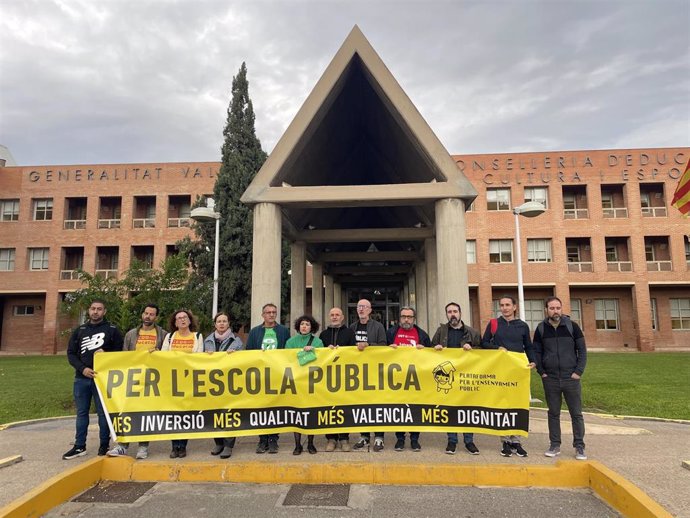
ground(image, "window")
xmin=651 ymin=298 xmax=658 ymax=331
xmin=32 ymin=198 xmax=53 ymax=221
xmin=601 ymin=192 xmax=613 ymax=209
xmin=563 ymin=193 xmax=576 ymax=210
xmin=524 ymin=299 xmax=544 ymax=333
xmin=595 ymin=299 xmax=619 ymax=330
xmin=0 ymin=248 xmax=15 ymax=271
xmin=13 ymin=305 xmax=35 ymax=316
xmin=605 ymin=245 xmax=618 ymax=262
xmin=567 ymin=245 xmax=581 ymax=263
xmin=645 ymin=244 xmax=655 ymax=262
xmin=489 ymin=239 xmax=513 ymax=263
xmin=466 ymin=240 xmax=476 ymax=264
xmin=28 ymin=248 xmax=49 ymax=271
xmin=492 ymin=299 xmax=501 ymax=317
xmin=487 ymin=188 xmax=511 ymax=211
xmin=686 ymin=237 xmax=690 ymax=265
xmin=1 ymin=199 xmax=20 ymax=221
xmin=524 ymin=187 xmax=548 ymax=209
xmin=570 ymin=299 xmax=582 ymax=328
xmin=640 ymin=192 xmax=651 ymax=208
xmin=670 ymin=298 xmax=690 ymax=330
xmin=527 ymin=239 xmax=552 ymax=262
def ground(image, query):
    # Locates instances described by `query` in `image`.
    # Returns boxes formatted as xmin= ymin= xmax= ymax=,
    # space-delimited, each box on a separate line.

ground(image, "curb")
xmin=528 ymin=406 xmax=690 ymax=426
xmin=0 ymin=415 xmax=74 ymax=431
xmin=0 ymin=457 xmax=672 ymax=518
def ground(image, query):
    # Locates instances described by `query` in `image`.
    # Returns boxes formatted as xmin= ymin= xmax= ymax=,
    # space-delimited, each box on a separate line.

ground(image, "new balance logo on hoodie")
xmin=81 ymin=332 xmax=106 ymax=354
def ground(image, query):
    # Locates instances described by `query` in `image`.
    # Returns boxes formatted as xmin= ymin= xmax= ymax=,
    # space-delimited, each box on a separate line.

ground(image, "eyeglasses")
xmin=400 ymin=314 xmax=415 ymax=319
xmin=357 ymin=305 xmax=370 ymax=309
xmin=175 ymin=316 xmax=189 ymax=321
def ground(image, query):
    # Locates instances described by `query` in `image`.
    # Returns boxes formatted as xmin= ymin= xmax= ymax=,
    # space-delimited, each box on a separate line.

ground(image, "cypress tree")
xmin=182 ymin=63 xmax=268 ymax=329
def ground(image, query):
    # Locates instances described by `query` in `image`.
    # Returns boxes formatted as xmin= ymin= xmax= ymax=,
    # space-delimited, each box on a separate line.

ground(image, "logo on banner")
xmin=432 ymin=361 xmax=456 ymax=393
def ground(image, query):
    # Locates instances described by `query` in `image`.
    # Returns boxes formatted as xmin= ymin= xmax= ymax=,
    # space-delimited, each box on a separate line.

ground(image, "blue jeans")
xmin=447 ymin=432 xmax=474 ymax=445
xmin=172 ymin=439 xmax=188 ymax=449
xmin=73 ymin=377 xmax=110 ymax=448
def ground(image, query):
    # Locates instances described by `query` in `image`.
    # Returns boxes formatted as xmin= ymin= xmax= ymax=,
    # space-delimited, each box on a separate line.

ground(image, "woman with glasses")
xmin=161 ymin=309 xmax=204 ymax=458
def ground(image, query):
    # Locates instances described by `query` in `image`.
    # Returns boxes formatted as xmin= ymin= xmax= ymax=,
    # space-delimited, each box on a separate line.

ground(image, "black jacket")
xmin=67 ymin=320 xmax=124 ymax=378
xmin=481 ymin=316 xmax=535 ymax=363
xmin=319 ymin=325 xmax=356 ymax=346
xmin=533 ymin=316 xmax=587 ymax=379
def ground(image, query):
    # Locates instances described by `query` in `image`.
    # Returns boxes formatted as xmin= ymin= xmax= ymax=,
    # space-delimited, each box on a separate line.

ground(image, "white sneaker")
xmin=136 ymin=446 xmax=149 ymax=459
xmin=107 ymin=445 xmax=128 ymax=457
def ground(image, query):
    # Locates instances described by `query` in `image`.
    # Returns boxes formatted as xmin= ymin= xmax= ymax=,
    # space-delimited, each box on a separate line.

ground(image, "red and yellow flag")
xmin=671 ymin=158 xmax=690 ymax=216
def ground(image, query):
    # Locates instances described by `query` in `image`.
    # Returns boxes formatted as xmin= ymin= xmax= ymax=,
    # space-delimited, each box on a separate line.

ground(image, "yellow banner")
xmin=94 ymin=347 xmax=531 ymax=442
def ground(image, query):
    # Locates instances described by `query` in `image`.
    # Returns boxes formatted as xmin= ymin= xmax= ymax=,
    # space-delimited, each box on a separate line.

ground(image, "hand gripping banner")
xmin=94 ymin=347 xmax=531 ymax=442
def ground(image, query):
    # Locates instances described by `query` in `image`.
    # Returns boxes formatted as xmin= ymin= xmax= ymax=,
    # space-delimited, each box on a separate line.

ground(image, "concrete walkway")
xmin=0 ymin=409 xmax=688 ymax=517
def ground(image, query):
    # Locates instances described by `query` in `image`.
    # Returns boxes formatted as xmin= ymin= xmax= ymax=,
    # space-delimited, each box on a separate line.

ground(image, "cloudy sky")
xmin=1 ymin=0 xmax=688 ymax=166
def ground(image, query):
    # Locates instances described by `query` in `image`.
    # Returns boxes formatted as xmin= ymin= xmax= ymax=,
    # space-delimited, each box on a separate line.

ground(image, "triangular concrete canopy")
xmin=241 ymin=25 xmax=477 ymax=207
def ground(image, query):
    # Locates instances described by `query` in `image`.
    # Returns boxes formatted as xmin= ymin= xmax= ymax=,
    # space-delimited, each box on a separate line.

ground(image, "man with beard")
xmin=107 ymin=303 xmax=167 ymax=459
xmin=386 ymin=306 xmax=430 ymax=452
xmin=350 ymin=298 xmax=387 ymax=451
xmin=431 ymin=302 xmax=481 ymax=455
xmin=320 ymin=307 xmax=356 ymax=452
xmin=63 ymin=299 xmax=124 ymax=460
xmin=533 ymin=296 xmax=587 ymax=460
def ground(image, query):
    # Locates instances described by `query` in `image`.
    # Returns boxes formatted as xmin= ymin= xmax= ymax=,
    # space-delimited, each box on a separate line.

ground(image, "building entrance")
xmin=345 ymin=286 xmax=401 ymax=329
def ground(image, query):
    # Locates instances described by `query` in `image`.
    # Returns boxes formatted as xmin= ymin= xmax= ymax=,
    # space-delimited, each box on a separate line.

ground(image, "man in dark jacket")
xmin=63 ymin=298 xmax=124 ymax=460
xmin=533 ymin=296 xmax=587 ymax=460
xmin=431 ymin=302 xmax=482 ymax=455
xmin=386 ymin=306 xmax=431 ymax=453
xmin=245 ymin=303 xmax=290 ymax=454
xmin=320 ymin=307 xmax=356 ymax=452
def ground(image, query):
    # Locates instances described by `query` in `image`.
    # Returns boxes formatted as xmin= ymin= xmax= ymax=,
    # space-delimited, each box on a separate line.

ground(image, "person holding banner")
xmin=482 ymin=295 xmax=535 ymax=458
xmin=204 ymin=312 xmax=243 ymax=459
xmin=386 ymin=306 xmax=430 ymax=452
xmin=320 ymin=307 xmax=356 ymax=452
xmin=431 ymin=302 xmax=482 ymax=455
xmin=350 ymin=299 xmax=388 ymax=452
xmin=286 ymin=315 xmax=324 ymax=455
xmin=63 ymin=298 xmax=124 ymax=460
xmin=245 ymin=303 xmax=290 ymax=454
xmin=107 ymin=303 xmax=167 ymax=460
xmin=161 ymin=309 xmax=204 ymax=458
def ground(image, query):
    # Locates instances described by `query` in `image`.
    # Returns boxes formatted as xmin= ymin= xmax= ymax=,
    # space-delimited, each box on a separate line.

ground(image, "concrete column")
xmin=333 ymin=282 xmax=342 ymax=311
xmin=311 ymin=263 xmax=324 ymax=328
xmin=290 ymin=241 xmax=307 ymax=332
xmin=323 ymin=275 xmax=334 ymax=324
xmin=250 ymin=203 xmax=282 ymax=327
xmin=408 ymin=271 xmax=416 ymax=308
xmin=403 ymin=280 xmax=409 ymax=307
xmin=425 ymin=238 xmax=439 ymax=325
xmin=415 ymin=261 xmax=428 ymax=332
xmin=435 ymin=198 xmax=470 ymax=324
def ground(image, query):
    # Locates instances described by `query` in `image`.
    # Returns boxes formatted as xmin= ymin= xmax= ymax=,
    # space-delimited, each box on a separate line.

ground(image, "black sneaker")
xmin=500 ymin=441 xmax=513 ymax=457
xmin=394 ymin=439 xmax=405 ymax=451
xmin=62 ymin=446 xmax=87 ymax=460
xmin=268 ymin=440 xmax=279 ymax=454
xmin=410 ymin=440 xmax=421 ymax=452
xmin=512 ymin=443 xmax=528 ymax=457
xmin=97 ymin=445 xmax=109 ymax=456
xmin=352 ymin=437 xmax=369 ymax=451
xmin=465 ymin=442 xmax=480 ymax=455
xmin=445 ymin=442 xmax=456 ymax=455
xmin=256 ymin=441 xmax=268 ymax=454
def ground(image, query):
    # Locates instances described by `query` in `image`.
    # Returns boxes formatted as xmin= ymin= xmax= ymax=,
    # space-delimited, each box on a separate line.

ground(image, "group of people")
xmin=62 ymin=294 xmax=587 ymax=463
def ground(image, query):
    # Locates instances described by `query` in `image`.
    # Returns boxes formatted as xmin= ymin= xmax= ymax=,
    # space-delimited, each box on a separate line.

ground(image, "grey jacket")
xmin=123 ymin=324 xmax=167 ymax=351
xmin=349 ymin=318 xmax=387 ymax=345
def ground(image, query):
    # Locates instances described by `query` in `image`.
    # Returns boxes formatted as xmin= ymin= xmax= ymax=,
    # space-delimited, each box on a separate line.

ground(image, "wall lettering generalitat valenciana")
xmin=27 ymin=166 xmax=219 ymax=182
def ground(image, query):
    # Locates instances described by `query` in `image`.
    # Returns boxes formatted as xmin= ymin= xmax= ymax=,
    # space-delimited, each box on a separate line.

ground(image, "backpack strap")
xmin=538 ymin=320 xmax=574 ymax=338
xmin=306 ymin=334 xmax=315 ymax=347
xmin=490 ymin=318 xmax=498 ymax=336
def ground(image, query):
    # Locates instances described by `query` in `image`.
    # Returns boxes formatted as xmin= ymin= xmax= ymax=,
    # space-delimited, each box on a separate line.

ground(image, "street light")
xmin=190 ymin=198 xmax=221 ymax=318
xmin=513 ymin=201 xmax=546 ymax=321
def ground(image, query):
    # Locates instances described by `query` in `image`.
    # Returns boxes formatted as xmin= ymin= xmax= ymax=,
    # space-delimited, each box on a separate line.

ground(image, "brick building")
xmin=1 ymin=147 xmax=688 ymax=354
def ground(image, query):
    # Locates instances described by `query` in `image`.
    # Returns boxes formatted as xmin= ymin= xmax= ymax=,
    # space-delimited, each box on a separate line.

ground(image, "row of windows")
xmin=491 ymin=298 xmax=690 ymax=332
xmin=474 ymin=184 xmax=670 ymax=217
xmin=465 ymin=238 xmax=690 ymax=266
xmin=0 ymin=196 xmax=201 ymax=225
xmin=0 ymin=245 xmax=178 ymax=273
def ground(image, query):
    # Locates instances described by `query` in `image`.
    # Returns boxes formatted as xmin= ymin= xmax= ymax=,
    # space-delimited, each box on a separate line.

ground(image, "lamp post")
xmin=190 ymin=198 xmax=221 ymax=318
xmin=513 ymin=201 xmax=546 ymax=321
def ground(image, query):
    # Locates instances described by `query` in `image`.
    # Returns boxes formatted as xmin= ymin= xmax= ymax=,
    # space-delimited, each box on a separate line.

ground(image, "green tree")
xmin=61 ymin=255 xmax=211 ymax=334
xmin=182 ymin=62 xmax=292 ymax=329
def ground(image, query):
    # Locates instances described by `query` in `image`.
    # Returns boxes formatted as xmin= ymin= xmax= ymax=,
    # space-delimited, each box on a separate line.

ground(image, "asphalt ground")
xmin=1 ymin=409 xmax=688 ymax=517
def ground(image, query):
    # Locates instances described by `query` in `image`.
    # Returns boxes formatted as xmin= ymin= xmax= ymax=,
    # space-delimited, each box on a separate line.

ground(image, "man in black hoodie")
xmin=320 ymin=307 xmax=356 ymax=452
xmin=63 ymin=298 xmax=124 ymax=460
xmin=533 ymin=296 xmax=587 ymax=461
